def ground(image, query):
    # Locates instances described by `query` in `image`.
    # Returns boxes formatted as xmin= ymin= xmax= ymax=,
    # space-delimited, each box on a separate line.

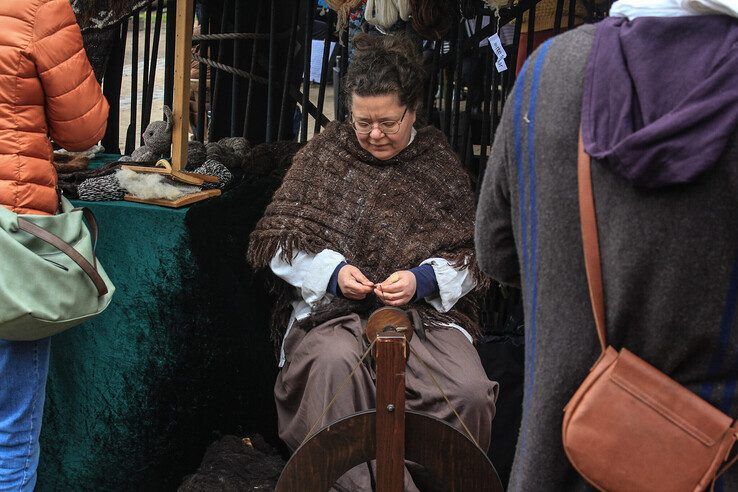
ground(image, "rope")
xmin=192 ymin=30 xmax=292 ymax=42
xmin=408 ymin=344 xmax=480 ymax=448
xmin=301 ymin=338 xmax=378 ymax=446
xmin=191 ymin=53 xmax=269 ymax=85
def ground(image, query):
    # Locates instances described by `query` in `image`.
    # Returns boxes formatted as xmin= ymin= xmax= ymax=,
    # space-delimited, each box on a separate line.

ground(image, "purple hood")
xmin=582 ymin=15 xmax=738 ymax=188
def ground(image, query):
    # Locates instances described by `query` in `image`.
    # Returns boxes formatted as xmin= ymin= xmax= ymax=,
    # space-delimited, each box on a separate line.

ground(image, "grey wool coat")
xmin=476 ymin=25 xmax=738 ymax=491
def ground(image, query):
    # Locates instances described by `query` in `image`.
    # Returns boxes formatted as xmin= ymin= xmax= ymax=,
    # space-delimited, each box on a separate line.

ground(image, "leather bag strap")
xmin=74 ymin=207 xmax=99 ymax=268
xmin=578 ymin=132 xmax=607 ymax=355
xmin=17 ymin=213 xmax=108 ymax=297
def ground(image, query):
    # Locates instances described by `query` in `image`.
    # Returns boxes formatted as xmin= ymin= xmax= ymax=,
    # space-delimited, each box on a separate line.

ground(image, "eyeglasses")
xmin=351 ymin=107 xmax=408 ymax=135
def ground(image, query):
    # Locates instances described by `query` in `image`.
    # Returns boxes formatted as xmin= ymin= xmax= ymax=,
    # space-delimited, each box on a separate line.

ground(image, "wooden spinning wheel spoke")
xmin=276 ymin=307 xmax=502 ymax=491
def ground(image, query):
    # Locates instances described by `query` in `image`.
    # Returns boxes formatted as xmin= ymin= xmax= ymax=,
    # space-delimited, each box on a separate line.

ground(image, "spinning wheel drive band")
xmin=276 ymin=307 xmax=502 ymax=491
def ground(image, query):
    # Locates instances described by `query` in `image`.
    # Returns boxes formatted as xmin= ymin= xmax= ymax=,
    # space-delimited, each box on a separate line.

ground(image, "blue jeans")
xmin=0 ymin=339 xmax=50 ymax=491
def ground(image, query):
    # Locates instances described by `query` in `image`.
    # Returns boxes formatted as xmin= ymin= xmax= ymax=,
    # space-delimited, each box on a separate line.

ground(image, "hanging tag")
xmin=488 ymin=33 xmax=507 ymax=60
xmin=495 ymin=56 xmax=508 ymax=73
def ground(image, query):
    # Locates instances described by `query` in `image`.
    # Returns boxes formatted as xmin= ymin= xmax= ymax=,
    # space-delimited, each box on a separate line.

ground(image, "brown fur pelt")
xmin=409 ymin=0 xmax=457 ymax=40
xmin=244 ymin=141 xmax=304 ymax=177
xmin=53 ymin=154 xmax=90 ymax=174
xmin=178 ymin=435 xmax=285 ymax=492
xmin=248 ymin=122 xmax=488 ymax=347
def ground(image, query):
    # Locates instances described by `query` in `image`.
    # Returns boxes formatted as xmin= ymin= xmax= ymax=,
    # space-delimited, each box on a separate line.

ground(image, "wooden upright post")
xmin=170 ymin=0 xmax=194 ymax=170
xmin=375 ymin=331 xmax=407 ymax=492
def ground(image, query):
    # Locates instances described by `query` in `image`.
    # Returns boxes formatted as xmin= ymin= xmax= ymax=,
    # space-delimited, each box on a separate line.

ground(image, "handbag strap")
xmin=17 ymin=211 xmax=108 ymax=297
xmin=578 ymin=134 xmax=738 ymax=478
xmin=578 ymin=131 xmax=607 ymax=355
xmin=74 ymin=208 xmax=99 ymax=268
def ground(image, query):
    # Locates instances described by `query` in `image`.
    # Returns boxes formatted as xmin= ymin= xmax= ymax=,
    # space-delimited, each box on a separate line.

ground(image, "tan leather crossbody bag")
xmin=561 ymin=134 xmax=738 ymax=491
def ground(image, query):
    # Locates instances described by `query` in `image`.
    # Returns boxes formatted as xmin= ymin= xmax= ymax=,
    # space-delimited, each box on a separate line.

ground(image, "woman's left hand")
xmin=374 ymin=271 xmax=416 ymax=307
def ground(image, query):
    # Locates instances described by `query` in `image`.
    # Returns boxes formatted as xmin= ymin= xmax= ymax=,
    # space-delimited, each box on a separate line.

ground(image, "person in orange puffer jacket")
xmin=0 ymin=1 xmax=108 ymax=489
xmin=0 ymin=0 xmax=109 ymax=215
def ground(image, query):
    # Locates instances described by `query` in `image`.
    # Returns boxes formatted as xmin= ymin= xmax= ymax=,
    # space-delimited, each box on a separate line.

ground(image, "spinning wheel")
xmin=276 ymin=307 xmax=503 ymax=491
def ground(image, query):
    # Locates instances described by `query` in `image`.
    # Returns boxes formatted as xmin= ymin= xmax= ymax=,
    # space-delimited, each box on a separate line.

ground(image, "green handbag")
xmin=0 ymin=197 xmax=115 ymax=341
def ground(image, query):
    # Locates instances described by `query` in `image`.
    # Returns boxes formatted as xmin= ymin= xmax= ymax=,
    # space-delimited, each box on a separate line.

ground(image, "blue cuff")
xmin=410 ymin=264 xmax=439 ymax=302
xmin=328 ymin=261 xmax=347 ymax=297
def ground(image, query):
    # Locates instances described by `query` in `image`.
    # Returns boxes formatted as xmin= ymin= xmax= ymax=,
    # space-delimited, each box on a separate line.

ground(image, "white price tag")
xmin=495 ymin=56 xmax=508 ymax=73
xmin=487 ymin=33 xmax=507 ymax=59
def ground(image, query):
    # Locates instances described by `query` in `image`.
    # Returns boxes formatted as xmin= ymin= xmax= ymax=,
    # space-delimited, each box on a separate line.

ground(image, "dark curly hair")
xmin=343 ymin=34 xmax=426 ymax=114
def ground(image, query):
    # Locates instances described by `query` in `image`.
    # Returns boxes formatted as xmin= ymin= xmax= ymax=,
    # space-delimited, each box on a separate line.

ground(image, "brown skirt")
xmin=275 ymin=314 xmax=499 ymax=491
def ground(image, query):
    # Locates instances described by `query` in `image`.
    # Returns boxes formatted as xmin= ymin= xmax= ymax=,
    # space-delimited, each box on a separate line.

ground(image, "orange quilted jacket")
xmin=0 ymin=0 xmax=109 ymax=215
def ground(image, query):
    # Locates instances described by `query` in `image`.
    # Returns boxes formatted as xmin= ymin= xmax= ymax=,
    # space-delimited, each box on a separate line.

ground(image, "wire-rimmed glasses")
xmin=351 ymin=107 xmax=408 ymax=135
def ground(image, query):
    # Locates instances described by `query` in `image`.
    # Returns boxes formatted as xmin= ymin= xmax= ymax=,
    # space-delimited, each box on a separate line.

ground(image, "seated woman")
xmin=248 ymin=33 xmax=498 ymax=491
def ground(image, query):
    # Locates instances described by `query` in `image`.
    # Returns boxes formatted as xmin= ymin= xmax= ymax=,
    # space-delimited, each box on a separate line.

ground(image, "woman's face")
xmin=350 ymin=93 xmax=417 ymax=161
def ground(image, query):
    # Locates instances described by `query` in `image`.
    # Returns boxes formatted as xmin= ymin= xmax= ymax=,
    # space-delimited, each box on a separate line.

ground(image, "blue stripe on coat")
xmin=525 ymin=41 xmax=551 ymax=401
xmin=522 ymin=39 xmax=552 ymax=411
xmin=514 ymin=64 xmax=528 ymax=289
xmin=514 ymin=40 xmax=553 ymax=466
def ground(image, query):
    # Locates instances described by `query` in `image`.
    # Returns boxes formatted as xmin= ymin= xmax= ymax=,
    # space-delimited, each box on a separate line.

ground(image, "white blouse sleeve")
xmin=420 ymin=257 xmax=477 ymax=313
xmin=269 ymin=247 xmax=346 ymax=307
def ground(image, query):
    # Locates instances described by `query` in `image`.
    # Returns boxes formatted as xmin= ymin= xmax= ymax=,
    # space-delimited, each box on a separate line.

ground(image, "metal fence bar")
xmin=450 ymin=22 xmax=463 ymax=150
xmin=480 ymin=47 xmax=492 ymax=160
xmin=196 ymin=1 xmax=210 ymax=142
xmin=163 ymin=0 xmax=176 ymax=114
xmin=266 ymin=0 xmax=278 ymax=142
xmin=125 ymin=15 xmax=139 ymax=155
xmin=526 ymin=1 xmax=536 ymax=56
xmin=101 ymin=23 xmax=127 ymax=154
xmin=208 ymin=0 xmax=231 ymax=142
xmin=553 ymin=0 xmax=565 ymax=35
xmin=337 ymin=25 xmax=349 ymax=123
xmin=140 ymin=5 xmax=151 ymax=145
xmin=568 ymin=0 xmax=577 ymax=28
xmin=277 ymin=0 xmax=300 ymax=141
xmin=314 ymin=10 xmax=334 ymax=136
xmin=243 ymin=0 xmax=263 ymax=137
xmin=299 ymin=0 xmax=315 ymax=143
xmin=425 ymin=41 xmax=440 ymax=122
xmin=231 ymin=0 xmax=244 ymax=136
xmin=142 ymin=2 xmax=163 ymax=137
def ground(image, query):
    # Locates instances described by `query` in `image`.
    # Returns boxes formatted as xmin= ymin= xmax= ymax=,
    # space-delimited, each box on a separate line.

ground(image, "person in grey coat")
xmin=475 ymin=2 xmax=738 ymax=490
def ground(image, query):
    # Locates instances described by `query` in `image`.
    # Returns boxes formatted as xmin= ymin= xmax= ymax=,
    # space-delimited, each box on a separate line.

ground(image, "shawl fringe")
xmin=247 ymin=233 xmax=325 ymax=268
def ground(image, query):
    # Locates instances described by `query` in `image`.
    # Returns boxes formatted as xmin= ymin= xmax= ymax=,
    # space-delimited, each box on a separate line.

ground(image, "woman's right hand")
xmin=337 ymin=265 xmax=375 ymax=300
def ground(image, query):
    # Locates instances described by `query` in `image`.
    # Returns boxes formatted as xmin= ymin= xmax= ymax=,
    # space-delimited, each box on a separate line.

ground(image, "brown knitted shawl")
xmin=248 ymin=122 xmax=487 ymax=345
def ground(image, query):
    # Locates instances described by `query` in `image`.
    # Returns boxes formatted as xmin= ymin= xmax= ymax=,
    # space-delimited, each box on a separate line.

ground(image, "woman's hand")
xmin=337 ymin=264 xmax=376 ymax=300
xmin=374 ymin=271 xmax=416 ymax=307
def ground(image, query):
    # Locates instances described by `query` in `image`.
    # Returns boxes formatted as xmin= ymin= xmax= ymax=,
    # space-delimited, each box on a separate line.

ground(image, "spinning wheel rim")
xmin=275 ymin=409 xmax=503 ymax=492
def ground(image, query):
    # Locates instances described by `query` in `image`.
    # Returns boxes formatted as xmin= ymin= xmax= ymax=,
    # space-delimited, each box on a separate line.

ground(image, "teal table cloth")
xmin=37 ymin=156 xmax=280 ymax=490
